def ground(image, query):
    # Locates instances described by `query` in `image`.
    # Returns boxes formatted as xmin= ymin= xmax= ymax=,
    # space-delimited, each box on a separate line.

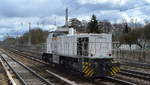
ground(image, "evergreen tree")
xmin=87 ymin=14 xmax=99 ymax=33
xmin=124 ymin=23 xmax=131 ymax=33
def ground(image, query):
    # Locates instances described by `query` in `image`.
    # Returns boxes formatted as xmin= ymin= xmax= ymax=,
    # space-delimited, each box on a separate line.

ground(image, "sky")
xmin=0 ymin=0 xmax=150 ymax=40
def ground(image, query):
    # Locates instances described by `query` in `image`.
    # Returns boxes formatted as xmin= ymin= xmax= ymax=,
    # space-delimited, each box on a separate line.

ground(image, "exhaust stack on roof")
xmin=65 ymin=8 xmax=68 ymax=27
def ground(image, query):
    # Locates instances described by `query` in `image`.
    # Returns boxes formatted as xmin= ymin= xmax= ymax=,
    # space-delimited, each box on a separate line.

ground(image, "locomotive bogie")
xmin=42 ymin=53 xmax=120 ymax=77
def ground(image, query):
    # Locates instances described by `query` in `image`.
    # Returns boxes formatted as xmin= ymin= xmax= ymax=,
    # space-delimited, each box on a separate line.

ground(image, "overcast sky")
xmin=0 ymin=0 xmax=150 ymax=40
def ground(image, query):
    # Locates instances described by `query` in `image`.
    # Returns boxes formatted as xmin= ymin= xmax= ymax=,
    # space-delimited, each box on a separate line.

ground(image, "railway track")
xmin=92 ymin=68 xmax=146 ymax=85
xmin=0 ymin=51 xmax=52 ymax=85
xmin=2 ymin=46 xmax=150 ymax=84
xmin=0 ymin=48 xmax=79 ymax=85
xmin=103 ymin=76 xmax=136 ymax=85
xmin=0 ymin=59 xmax=9 ymax=85
xmin=8 ymin=46 xmax=150 ymax=70
xmin=8 ymin=47 xmax=150 ymax=78
xmin=120 ymin=69 xmax=150 ymax=81
xmin=2 ymin=47 xmax=140 ymax=85
xmin=120 ymin=61 xmax=150 ymax=69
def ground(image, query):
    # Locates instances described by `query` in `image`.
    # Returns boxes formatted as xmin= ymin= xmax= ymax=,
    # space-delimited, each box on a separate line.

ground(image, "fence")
xmin=112 ymin=46 xmax=150 ymax=63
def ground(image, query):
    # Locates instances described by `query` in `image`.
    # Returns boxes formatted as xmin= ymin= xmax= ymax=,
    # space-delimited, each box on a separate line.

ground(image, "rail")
xmin=0 ymin=58 xmax=17 ymax=85
xmin=120 ymin=69 xmax=150 ymax=81
xmin=1 ymin=47 xmax=78 ymax=85
xmin=121 ymin=61 xmax=150 ymax=69
xmin=104 ymin=76 xmax=136 ymax=85
xmin=0 ymin=51 xmax=53 ymax=85
xmin=4 ymin=46 xmax=150 ymax=85
xmin=0 ymin=54 xmax=27 ymax=85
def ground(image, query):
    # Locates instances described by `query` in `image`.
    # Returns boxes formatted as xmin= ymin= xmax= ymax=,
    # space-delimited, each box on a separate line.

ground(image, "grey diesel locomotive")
xmin=42 ymin=27 xmax=120 ymax=77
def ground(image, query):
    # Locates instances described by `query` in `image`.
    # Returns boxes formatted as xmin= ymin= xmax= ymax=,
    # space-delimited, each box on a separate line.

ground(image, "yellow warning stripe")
xmin=82 ymin=62 xmax=89 ymax=68
xmin=89 ymin=71 xmax=94 ymax=77
xmin=110 ymin=71 xmax=114 ymax=76
xmin=111 ymin=68 xmax=116 ymax=75
xmin=112 ymin=67 xmax=118 ymax=72
xmin=82 ymin=62 xmax=95 ymax=77
xmin=83 ymin=66 xmax=89 ymax=72
xmin=111 ymin=60 xmax=118 ymax=64
xmin=110 ymin=60 xmax=118 ymax=76
xmin=87 ymin=68 xmax=94 ymax=77
xmin=115 ymin=67 xmax=120 ymax=72
xmin=82 ymin=62 xmax=88 ymax=65
xmin=84 ymin=67 xmax=91 ymax=74
xmin=112 ymin=69 xmax=116 ymax=75
xmin=82 ymin=63 xmax=86 ymax=68
xmin=110 ymin=66 xmax=120 ymax=76
xmin=82 ymin=64 xmax=85 ymax=68
xmin=84 ymin=67 xmax=95 ymax=77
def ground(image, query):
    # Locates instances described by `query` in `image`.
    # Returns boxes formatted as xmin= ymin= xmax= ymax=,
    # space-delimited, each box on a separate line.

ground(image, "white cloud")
xmin=77 ymin=0 xmax=129 ymax=5
xmin=0 ymin=15 xmax=66 ymax=40
xmin=0 ymin=0 xmax=150 ymax=40
xmin=145 ymin=0 xmax=150 ymax=3
xmin=0 ymin=0 xmax=64 ymax=17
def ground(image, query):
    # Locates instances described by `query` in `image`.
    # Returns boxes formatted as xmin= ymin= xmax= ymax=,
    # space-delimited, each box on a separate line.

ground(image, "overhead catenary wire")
xmin=119 ymin=2 xmax=150 ymax=12
xmin=100 ymin=1 xmax=150 ymax=22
